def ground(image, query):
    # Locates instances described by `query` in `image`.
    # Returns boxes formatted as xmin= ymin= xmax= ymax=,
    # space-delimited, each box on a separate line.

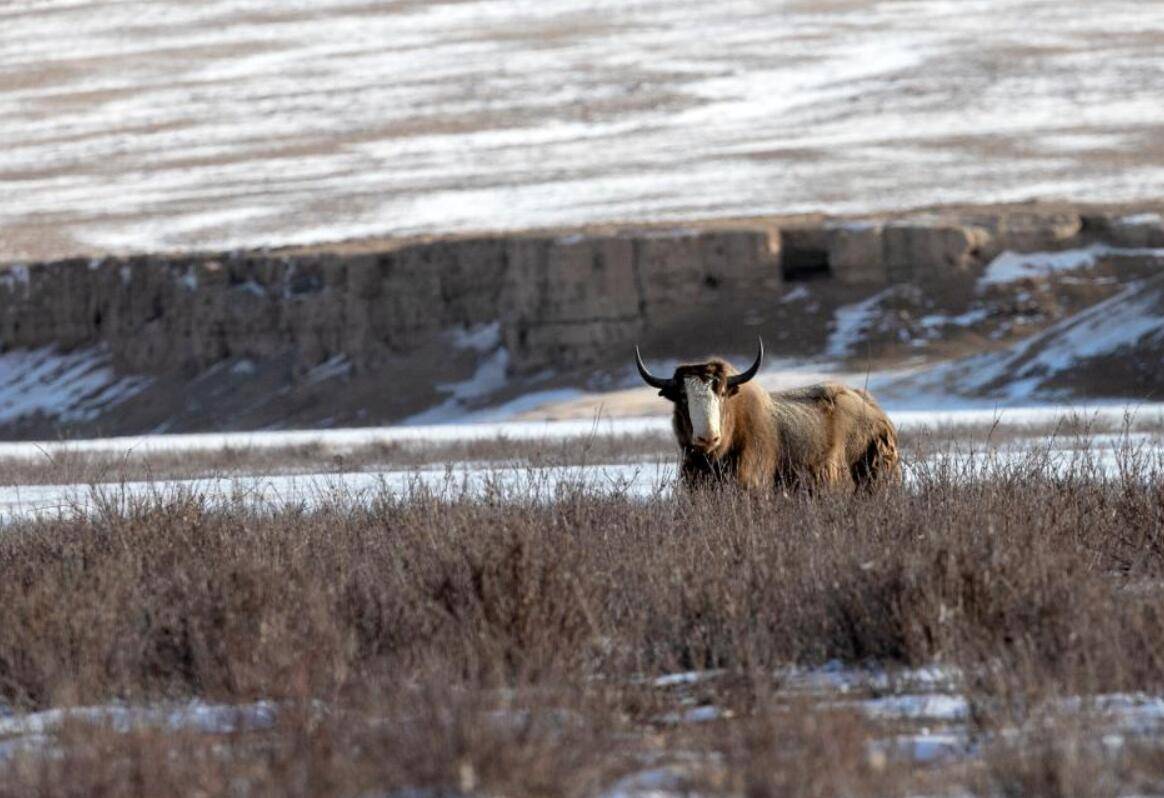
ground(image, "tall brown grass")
xmin=0 ymin=441 xmax=1161 ymax=795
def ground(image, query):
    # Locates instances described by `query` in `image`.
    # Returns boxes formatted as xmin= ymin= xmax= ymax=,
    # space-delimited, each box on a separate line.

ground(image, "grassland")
xmin=0 ymin=429 xmax=1162 ymax=796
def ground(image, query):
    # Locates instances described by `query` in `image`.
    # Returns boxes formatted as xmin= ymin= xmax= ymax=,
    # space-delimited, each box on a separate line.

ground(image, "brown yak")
xmin=635 ymin=339 xmax=900 ymax=492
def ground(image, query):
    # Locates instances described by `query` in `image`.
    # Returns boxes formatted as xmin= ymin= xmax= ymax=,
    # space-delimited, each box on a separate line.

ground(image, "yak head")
xmin=634 ymin=339 xmax=763 ymax=454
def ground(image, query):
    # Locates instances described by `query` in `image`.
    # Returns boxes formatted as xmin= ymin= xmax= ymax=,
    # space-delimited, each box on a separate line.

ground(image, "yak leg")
xmin=815 ymin=455 xmax=853 ymax=490
xmin=816 ymin=429 xmax=855 ymax=489
xmin=736 ymin=447 xmax=773 ymax=491
xmin=850 ymin=429 xmax=901 ymax=489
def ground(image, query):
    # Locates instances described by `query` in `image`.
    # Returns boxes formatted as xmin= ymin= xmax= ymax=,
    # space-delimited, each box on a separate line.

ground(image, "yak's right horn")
xmin=727 ymin=337 xmax=764 ymax=387
xmin=634 ymin=346 xmax=674 ymax=390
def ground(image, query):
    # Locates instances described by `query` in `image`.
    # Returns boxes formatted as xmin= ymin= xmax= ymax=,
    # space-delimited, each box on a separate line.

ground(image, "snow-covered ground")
xmin=3 ymin=0 xmax=1164 ymax=261
xmin=873 ymin=279 xmax=1164 ymax=406
xmin=1 ymin=405 xmax=1161 ymax=523
xmin=0 ymin=462 xmax=675 ymax=522
xmin=652 ymin=663 xmax=1164 ymax=768
xmin=810 ymin=241 xmax=1164 ymax=407
xmin=0 ymin=345 xmax=152 ymax=426
xmin=1 ymin=402 xmax=1162 ymax=460
xmin=7 ymin=663 xmax=1164 ymax=781
xmin=980 ymin=242 xmax=1164 ymax=287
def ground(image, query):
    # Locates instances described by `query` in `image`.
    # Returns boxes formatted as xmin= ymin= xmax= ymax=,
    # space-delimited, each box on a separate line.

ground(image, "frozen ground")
xmin=649 ymin=663 xmax=1164 ymax=768
xmin=1 ymin=402 xmax=1163 ymax=459
xmin=2 ymin=442 xmax=1158 ymax=523
xmin=1 ymin=404 xmax=1161 ymax=522
xmin=5 ymin=663 xmax=1164 ymax=785
xmin=0 ymin=345 xmax=153 ymax=426
xmin=3 ymin=0 xmax=1164 ymax=261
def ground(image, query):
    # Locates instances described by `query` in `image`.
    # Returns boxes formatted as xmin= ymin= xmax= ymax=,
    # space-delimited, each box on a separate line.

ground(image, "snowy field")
xmin=2 ymin=441 xmax=1159 ymax=523
xmin=3 ymin=402 xmax=1164 ymax=458
xmin=1 ymin=402 xmax=1162 ymax=522
xmin=3 ymin=0 xmax=1164 ymax=261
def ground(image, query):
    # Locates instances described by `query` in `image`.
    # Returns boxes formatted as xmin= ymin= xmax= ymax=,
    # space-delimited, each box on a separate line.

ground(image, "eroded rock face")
xmin=827 ymin=223 xmax=887 ymax=285
xmin=986 ymin=211 xmax=1083 ymax=254
xmin=824 ymin=221 xmax=992 ymax=285
xmin=1083 ymin=214 xmax=1164 ymax=249
xmin=0 ymin=211 xmax=1147 ymax=379
xmin=502 ymin=230 xmax=782 ymax=372
xmin=503 ymin=236 xmax=641 ymax=373
xmin=0 ymin=229 xmax=786 ymax=382
xmin=1 ymin=206 xmax=1161 ymax=435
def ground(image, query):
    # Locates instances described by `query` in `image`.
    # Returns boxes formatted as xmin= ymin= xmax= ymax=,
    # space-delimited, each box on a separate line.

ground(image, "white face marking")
xmin=684 ymin=376 xmax=721 ymax=446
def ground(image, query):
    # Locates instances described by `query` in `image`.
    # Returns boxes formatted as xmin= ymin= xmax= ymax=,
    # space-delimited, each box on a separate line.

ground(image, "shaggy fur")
xmin=661 ymin=359 xmax=900 ymax=492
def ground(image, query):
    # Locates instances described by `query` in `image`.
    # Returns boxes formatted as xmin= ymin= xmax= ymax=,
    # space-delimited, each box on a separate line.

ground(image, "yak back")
xmin=767 ymin=382 xmax=896 ymax=479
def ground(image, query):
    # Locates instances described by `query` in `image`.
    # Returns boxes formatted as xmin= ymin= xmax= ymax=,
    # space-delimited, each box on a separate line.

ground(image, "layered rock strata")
xmin=0 ymin=205 xmax=1161 ymax=435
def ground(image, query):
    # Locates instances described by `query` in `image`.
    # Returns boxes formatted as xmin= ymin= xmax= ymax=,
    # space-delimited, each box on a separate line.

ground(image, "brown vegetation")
xmin=0 ymin=441 xmax=1162 ymax=794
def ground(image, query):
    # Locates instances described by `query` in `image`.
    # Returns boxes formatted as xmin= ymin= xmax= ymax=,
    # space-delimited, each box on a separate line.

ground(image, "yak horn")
xmin=727 ymin=337 xmax=764 ymax=387
xmin=634 ymin=346 xmax=674 ymax=390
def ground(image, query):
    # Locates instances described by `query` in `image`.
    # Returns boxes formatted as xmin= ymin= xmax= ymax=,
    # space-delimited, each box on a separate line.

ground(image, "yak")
xmin=635 ymin=339 xmax=900 ymax=492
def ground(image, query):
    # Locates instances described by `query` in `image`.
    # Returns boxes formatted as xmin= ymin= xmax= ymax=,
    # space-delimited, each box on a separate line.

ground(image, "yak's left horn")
xmin=727 ymin=337 xmax=764 ymax=388
xmin=634 ymin=346 xmax=674 ymax=390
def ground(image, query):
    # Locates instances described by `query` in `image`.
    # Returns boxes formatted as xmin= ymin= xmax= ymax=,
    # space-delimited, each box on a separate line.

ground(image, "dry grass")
xmin=896 ymin=410 xmax=1164 ymax=450
xmin=0 ymin=431 xmax=677 ymax=487
xmin=0 ymin=442 xmax=1162 ymax=795
xmin=1 ymin=411 xmax=1161 ymax=487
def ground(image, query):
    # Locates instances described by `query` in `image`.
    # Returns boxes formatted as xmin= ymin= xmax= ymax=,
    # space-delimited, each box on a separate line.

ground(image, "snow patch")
xmin=880 ymin=732 xmax=971 ymax=763
xmin=0 ymin=700 xmax=276 ymax=738
xmin=826 ymin=290 xmax=891 ymax=359
xmin=779 ymin=660 xmax=961 ymax=695
xmin=918 ymin=307 xmax=991 ymax=330
xmin=875 ymin=281 xmax=1164 ymax=404
xmin=980 ymin=244 xmax=1164 ymax=286
xmin=304 ymin=354 xmax=351 ymax=385
xmin=601 ymin=766 xmax=692 ymax=798
xmin=230 ymin=359 xmax=257 ymax=377
xmin=406 ymin=349 xmax=512 ymax=424
xmin=779 ymin=285 xmax=811 ymax=304
xmin=234 ymin=279 xmax=266 ymax=297
xmin=0 ymin=264 xmax=30 ymax=291
xmin=857 ymin=693 xmax=969 ymax=722
xmin=451 ymin=322 xmax=502 ymax=353
xmin=652 ymin=670 xmax=725 ymax=688
xmin=0 ymin=346 xmax=152 ymax=425
xmin=1119 ymin=213 xmax=1163 ymax=227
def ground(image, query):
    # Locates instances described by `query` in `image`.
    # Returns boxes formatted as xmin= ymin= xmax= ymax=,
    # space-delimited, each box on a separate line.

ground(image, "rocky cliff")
xmin=1 ymin=204 xmax=1162 ymax=438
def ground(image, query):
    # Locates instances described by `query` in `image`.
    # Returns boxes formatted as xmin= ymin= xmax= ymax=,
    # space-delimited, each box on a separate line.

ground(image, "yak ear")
xmin=720 ymin=371 xmax=741 ymax=397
